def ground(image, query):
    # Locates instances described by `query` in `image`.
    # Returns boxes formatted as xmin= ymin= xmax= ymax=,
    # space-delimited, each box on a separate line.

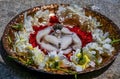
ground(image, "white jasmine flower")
xmin=75 ymin=65 xmax=83 ymax=72
xmin=89 ymin=61 xmax=95 ymax=67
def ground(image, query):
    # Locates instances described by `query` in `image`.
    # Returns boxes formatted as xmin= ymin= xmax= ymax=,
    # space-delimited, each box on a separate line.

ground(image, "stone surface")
xmin=0 ymin=0 xmax=120 ymax=79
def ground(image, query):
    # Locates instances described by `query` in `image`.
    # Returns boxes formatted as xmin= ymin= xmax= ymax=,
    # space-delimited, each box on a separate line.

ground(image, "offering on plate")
xmin=2 ymin=4 xmax=120 ymax=74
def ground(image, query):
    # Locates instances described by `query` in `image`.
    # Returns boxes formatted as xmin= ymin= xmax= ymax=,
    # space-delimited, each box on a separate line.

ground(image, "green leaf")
xmin=78 ymin=57 xmax=86 ymax=65
xmin=8 ymin=36 xmax=12 ymax=44
xmin=56 ymin=68 xmax=76 ymax=74
xmin=80 ymin=49 xmax=83 ymax=60
xmin=75 ymin=73 xmax=78 ymax=79
xmin=26 ymin=57 xmax=34 ymax=66
xmin=7 ymin=56 xmax=17 ymax=61
xmin=78 ymin=49 xmax=86 ymax=65
xmin=111 ymin=39 xmax=120 ymax=44
xmin=51 ymin=61 xmax=59 ymax=69
xmin=12 ymin=23 xmax=23 ymax=30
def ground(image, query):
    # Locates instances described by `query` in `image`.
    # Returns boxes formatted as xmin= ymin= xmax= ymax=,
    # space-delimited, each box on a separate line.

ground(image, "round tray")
xmin=2 ymin=4 xmax=120 ymax=76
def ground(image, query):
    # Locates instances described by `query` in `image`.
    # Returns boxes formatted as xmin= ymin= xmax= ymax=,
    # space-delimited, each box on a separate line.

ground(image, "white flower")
xmin=48 ymin=51 xmax=57 ymax=58
xmin=98 ymin=57 xmax=103 ymax=64
xmin=62 ymin=59 xmax=71 ymax=67
xmin=32 ymin=47 xmax=45 ymax=65
xmin=103 ymin=44 xmax=112 ymax=50
xmin=103 ymin=44 xmax=114 ymax=55
xmin=58 ymin=51 xmax=66 ymax=60
xmin=38 ymin=62 xmax=46 ymax=69
xmin=48 ymin=51 xmax=61 ymax=62
xmin=102 ymin=38 xmax=111 ymax=44
xmin=90 ymin=51 xmax=96 ymax=55
xmin=89 ymin=61 xmax=95 ymax=67
xmin=75 ymin=65 xmax=83 ymax=72
xmin=71 ymin=49 xmax=81 ymax=63
xmin=35 ymin=10 xmax=49 ymax=20
xmin=24 ymin=13 xmax=34 ymax=32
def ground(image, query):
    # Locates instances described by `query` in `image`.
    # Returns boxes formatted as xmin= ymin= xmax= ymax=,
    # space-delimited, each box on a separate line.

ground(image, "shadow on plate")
xmin=0 ymin=40 xmax=115 ymax=79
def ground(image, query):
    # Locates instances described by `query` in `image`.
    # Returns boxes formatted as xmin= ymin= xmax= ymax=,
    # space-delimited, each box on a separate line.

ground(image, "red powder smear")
xmin=64 ymin=52 xmax=73 ymax=61
xmin=67 ymin=26 xmax=93 ymax=47
xmin=29 ymin=32 xmax=38 ymax=47
xmin=29 ymin=25 xmax=48 ymax=48
xmin=49 ymin=15 xmax=60 ymax=25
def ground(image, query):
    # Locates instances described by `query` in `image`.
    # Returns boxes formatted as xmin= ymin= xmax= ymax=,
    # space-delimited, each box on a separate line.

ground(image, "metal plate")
xmin=2 ymin=4 xmax=120 ymax=75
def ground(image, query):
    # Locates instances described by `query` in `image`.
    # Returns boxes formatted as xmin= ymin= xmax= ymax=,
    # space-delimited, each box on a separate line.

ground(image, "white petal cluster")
xmin=14 ymin=31 xmax=30 ymax=52
xmin=24 ymin=13 xmax=34 ymax=32
xmin=92 ymin=29 xmax=114 ymax=55
xmin=34 ymin=10 xmax=49 ymax=25
xmin=31 ymin=47 xmax=45 ymax=69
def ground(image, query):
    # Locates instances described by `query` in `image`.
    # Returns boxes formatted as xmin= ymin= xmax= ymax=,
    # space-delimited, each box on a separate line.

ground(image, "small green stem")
xmin=111 ymin=39 xmax=120 ymax=44
xmin=8 ymin=36 xmax=12 ymax=44
xmin=75 ymin=73 xmax=78 ymax=79
xmin=80 ymin=48 xmax=83 ymax=60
